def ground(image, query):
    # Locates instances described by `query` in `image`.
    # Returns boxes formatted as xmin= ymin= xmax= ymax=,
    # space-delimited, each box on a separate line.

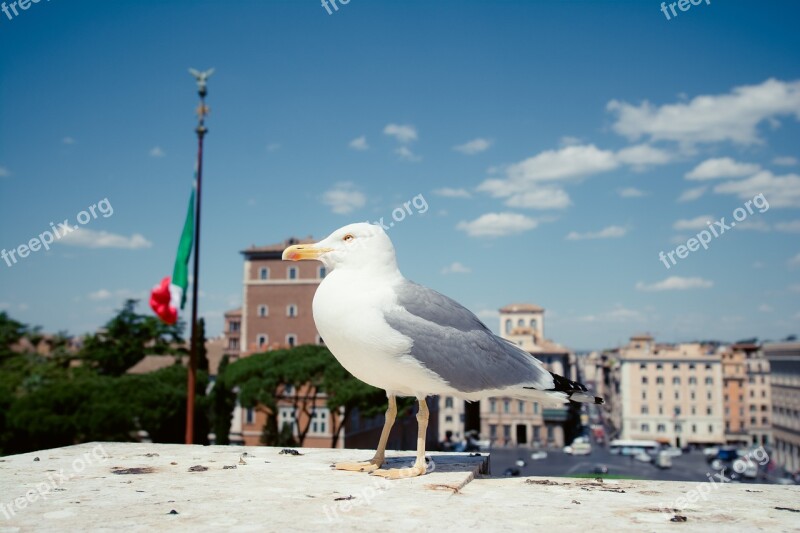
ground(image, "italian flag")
xmin=149 ymin=184 xmax=195 ymax=325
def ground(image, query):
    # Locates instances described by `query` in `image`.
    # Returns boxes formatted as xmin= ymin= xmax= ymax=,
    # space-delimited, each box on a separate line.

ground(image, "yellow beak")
xmin=282 ymin=244 xmax=332 ymax=261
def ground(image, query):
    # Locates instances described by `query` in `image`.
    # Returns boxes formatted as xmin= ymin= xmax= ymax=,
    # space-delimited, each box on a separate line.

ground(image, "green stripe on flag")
xmin=172 ymin=186 xmax=195 ymax=310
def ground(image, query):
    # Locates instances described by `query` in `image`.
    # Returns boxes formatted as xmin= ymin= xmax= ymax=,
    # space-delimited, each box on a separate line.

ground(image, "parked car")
xmin=634 ymin=452 xmax=653 ymax=463
xmin=531 ymin=451 xmax=548 ymax=461
xmin=656 ymin=451 xmax=673 ymax=469
xmin=662 ymin=447 xmax=682 ymax=458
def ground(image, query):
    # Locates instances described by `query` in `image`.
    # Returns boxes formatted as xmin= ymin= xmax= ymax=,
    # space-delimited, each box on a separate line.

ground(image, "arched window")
xmin=258 ymin=305 xmax=268 ymax=317
xmin=505 ymin=319 xmax=512 ymax=334
xmin=259 ymin=267 xmax=269 ymax=280
xmin=530 ymin=319 xmax=537 ymax=329
xmin=287 ymin=304 xmax=297 ymax=318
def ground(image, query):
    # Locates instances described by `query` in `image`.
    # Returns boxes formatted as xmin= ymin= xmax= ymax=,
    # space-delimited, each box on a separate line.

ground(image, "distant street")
xmin=487 ymin=446 xmax=772 ymax=484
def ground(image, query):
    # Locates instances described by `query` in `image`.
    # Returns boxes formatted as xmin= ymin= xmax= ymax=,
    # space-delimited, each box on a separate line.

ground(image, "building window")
xmin=672 ymin=363 xmax=679 ymax=370
xmin=675 ymin=391 xmax=679 ymax=400
xmin=287 ymin=304 xmax=298 ymax=318
xmin=489 ymin=424 xmax=497 ymax=439
xmin=640 ymin=363 xmax=646 ymax=370
xmin=656 ymin=377 xmax=664 ymax=385
xmin=641 ymin=406 xmax=649 ymax=415
xmin=673 ymin=377 xmax=680 ymax=385
xmin=657 ymin=424 xmax=666 ymax=433
xmin=533 ymin=402 xmax=539 ymax=414
xmin=691 ymin=424 xmax=697 ymax=433
xmin=445 ymin=415 xmax=453 ymax=423
xmin=705 ymin=377 xmax=713 ymax=385
xmin=518 ymin=401 xmax=525 ymax=414
xmin=547 ymin=426 xmax=554 ymax=440
xmin=708 ymin=424 xmax=713 ymax=433
xmin=503 ymin=425 xmax=511 ymax=440
xmin=658 ymin=391 xmax=663 ymax=400
xmin=445 ymin=397 xmax=454 ymax=409
xmin=257 ymin=334 xmax=268 ymax=348
xmin=530 ymin=319 xmax=537 ymax=329
xmin=689 ymin=364 xmax=695 ymax=370
xmin=310 ymin=408 xmax=328 ymax=434
xmin=505 ymin=320 xmax=512 ymax=334
xmin=674 ymin=406 xmax=681 ymax=416
xmin=259 ymin=267 xmax=269 ymax=280
xmin=706 ymin=407 xmax=712 ymax=415
xmin=641 ymin=423 xmax=650 ymax=432
xmin=286 ymin=334 xmax=297 ymax=347
xmin=691 ymin=406 xmax=696 ymax=415
xmin=656 ymin=364 xmax=663 ymax=370
xmin=503 ymin=400 xmax=510 ymax=413
xmin=246 ymin=408 xmax=255 ymax=424
xmin=258 ymin=305 xmax=268 ymax=317
xmin=642 ymin=391 xmax=647 ymax=400
xmin=228 ymin=338 xmax=239 ymax=350
xmin=288 ymin=267 xmax=298 ymax=280
xmin=676 ymin=424 xmax=682 ymax=433
xmin=642 ymin=376 xmax=648 ymax=384
xmin=689 ymin=377 xmax=697 ymax=385
xmin=229 ymin=321 xmax=240 ymax=332
xmin=705 ymin=364 xmax=711 ymax=370
xmin=691 ymin=392 xmax=695 ymax=400
xmin=490 ymin=399 xmax=496 ymax=413
xmin=707 ymin=392 xmax=712 ymax=400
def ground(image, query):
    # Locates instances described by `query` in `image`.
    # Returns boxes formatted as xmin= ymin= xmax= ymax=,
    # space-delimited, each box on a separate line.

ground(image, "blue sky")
xmin=1 ymin=0 xmax=798 ymax=350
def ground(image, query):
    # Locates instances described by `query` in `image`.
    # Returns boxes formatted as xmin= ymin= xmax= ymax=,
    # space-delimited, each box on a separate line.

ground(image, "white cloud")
xmin=775 ymin=220 xmax=800 ymax=233
xmin=579 ymin=305 xmax=646 ymax=323
xmin=566 ymin=225 xmax=627 ymax=241
xmin=441 ymin=262 xmax=471 ymax=274
xmin=685 ymin=157 xmax=761 ymax=180
xmin=0 ymin=166 xmax=9 ymax=178
xmin=149 ymin=146 xmax=166 ymax=158
xmin=349 ymin=136 xmax=368 ymax=151
xmin=619 ymin=187 xmax=647 ymax=198
xmin=673 ymin=216 xmax=713 ymax=231
xmin=453 ymin=138 xmax=492 ymax=155
xmin=62 ymin=136 xmax=76 ymax=145
xmin=394 ymin=146 xmax=421 ymax=162
xmin=773 ymin=156 xmax=798 ymax=166
xmin=321 ymin=182 xmax=366 ymax=215
xmin=758 ymin=304 xmax=774 ymax=313
xmin=504 ymin=187 xmax=571 ymax=209
xmin=789 ymin=252 xmax=800 ymax=268
xmin=636 ymin=276 xmax=713 ymax=291
xmin=383 ymin=123 xmax=417 ymax=143
xmin=560 ymin=136 xmax=582 ymax=146
xmin=677 ymin=186 xmax=707 ymax=203
xmin=713 ymin=170 xmax=800 ymax=208
xmin=89 ymin=288 xmax=144 ymax=301
xmin=57 ymin=229 xmax=152 ymax=249
xmin=456 ymin=212 xmax=538 ymax=238
xmin=607 ymin=78 xmax=800 ymax=145
xmin=736 ymin=219 xmax=770 ymax=231
xmin=615 ymin=144 xmax=672 ymax=168
xmin=433 ymin=187 xmax=471 ymax=198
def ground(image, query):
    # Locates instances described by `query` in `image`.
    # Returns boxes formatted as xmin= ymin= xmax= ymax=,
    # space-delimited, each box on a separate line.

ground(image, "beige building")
xmin=477 ymin=303 xmax=579 ymax=448
xmin=721 ymin=342 xmax=772 ymax=447
xmin=763 ymin=341 xmax=800 ymax=472
xmin=616 ymin=334 xmax=725 ymax=447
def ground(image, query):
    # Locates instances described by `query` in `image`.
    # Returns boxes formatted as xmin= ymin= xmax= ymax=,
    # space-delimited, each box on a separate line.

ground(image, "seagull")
xmin=282 ymin=223 xmax=602 ymax=479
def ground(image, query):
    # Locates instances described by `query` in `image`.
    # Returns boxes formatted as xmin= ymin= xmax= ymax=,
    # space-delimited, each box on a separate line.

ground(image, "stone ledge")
xmin=0 ymin=442 xmax=798 ymax=532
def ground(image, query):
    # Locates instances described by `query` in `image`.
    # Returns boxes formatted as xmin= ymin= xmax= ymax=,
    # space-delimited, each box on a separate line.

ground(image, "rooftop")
xmin=499 ymin=303 xmax=544 ymax=314
xmin=2 ymin=443 xmax=797 ymax=531
xmin=241 ymin=237 xmax=315 ymax=255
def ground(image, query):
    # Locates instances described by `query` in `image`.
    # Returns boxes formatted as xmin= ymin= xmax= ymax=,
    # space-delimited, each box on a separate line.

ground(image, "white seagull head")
xmin=282 ymin=222 xmax=398 ymax=273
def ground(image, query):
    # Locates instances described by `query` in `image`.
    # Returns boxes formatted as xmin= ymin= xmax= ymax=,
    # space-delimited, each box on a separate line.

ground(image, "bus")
xmin=608 ymin=439 xmax=660 ymax=456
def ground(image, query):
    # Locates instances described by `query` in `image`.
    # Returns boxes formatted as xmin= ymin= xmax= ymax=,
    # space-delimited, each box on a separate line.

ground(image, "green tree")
xmin=209 ymin=355 xmax=237 ymax=445
xmin=80 ymin=299 xmax=185 ymax=376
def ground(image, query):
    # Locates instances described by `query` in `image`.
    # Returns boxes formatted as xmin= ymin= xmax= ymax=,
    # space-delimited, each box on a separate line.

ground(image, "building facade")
xmin=475 ymin=303 xmax=579 ymax=449
xmin=615 ymin=335 xmax=725 ymax=447
xmin=763 ymin=341 xmax=800 ymax=472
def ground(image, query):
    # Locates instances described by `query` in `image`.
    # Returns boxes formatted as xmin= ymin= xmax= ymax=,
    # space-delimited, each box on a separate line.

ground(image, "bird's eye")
xmin=343 ymin=234 xmax=355 ymax=242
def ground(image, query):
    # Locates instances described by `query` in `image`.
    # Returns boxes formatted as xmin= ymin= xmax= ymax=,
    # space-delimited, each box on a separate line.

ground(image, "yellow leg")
xmin=371 ymin=396 xmax=429 ymax=479
xmin=335 ymin=395 xmax=397 ymax=473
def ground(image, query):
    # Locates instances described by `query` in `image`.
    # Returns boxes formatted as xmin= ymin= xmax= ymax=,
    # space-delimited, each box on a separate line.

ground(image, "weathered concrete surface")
xmin=0 ymin=442 xmax=798 ymax=532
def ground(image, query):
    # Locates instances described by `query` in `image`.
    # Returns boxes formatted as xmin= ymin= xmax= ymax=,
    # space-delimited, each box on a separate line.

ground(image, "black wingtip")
xmin=594 ymin=396 xmax=604 ymax=405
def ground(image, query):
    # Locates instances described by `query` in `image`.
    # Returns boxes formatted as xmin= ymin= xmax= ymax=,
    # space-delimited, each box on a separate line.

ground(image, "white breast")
xmin=312 ymin=270 xmax=447 ymax=396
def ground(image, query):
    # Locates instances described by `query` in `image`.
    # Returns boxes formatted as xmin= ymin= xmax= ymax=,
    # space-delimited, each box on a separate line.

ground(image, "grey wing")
xmin=383 ymin=280 xmax=553 ymax=393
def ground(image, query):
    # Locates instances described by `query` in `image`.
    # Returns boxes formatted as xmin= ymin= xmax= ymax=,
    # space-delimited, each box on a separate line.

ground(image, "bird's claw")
xmin=334 ymin=459 xmax=383 ymax=472
xmin=369 ymin=463 xmax=427 ymax=479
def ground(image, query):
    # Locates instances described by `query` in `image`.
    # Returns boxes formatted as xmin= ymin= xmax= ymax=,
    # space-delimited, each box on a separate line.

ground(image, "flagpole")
xmin=186 ymin=68 xmax=212 ymax=444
